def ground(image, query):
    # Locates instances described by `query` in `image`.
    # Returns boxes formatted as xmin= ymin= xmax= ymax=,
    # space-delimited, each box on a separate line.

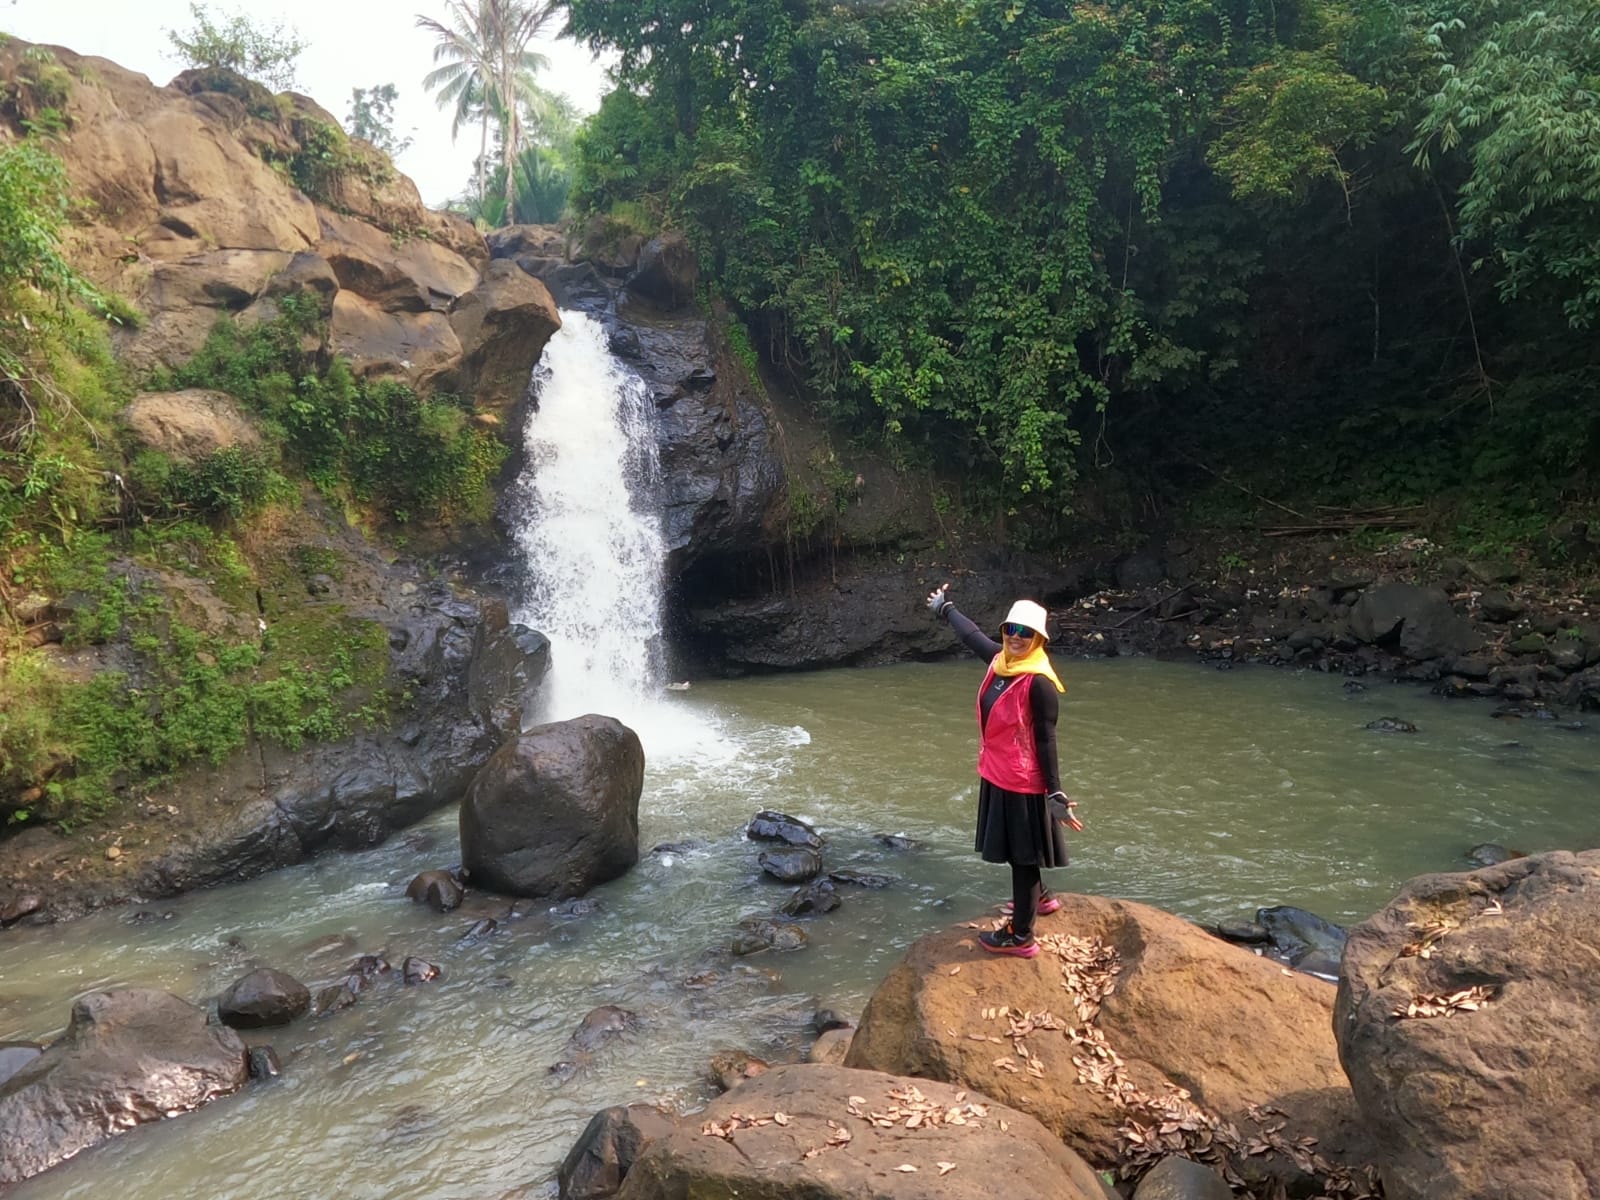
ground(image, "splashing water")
xmin=511 ymin=311 xmax=729 ymax=761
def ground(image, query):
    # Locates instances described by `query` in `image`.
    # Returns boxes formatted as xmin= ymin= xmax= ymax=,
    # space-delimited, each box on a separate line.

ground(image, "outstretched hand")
xmin=1049 ymin=791 xmax=1085 ymax=832
xmin=926 ymin=583 xmax=952 ymax=617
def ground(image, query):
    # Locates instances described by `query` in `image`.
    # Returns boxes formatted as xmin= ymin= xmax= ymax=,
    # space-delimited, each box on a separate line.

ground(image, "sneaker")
xmin=978 ymin=922 xmax=1039 ymax=958
xmin=1000 ymin=893 xmax=1063 ymax=917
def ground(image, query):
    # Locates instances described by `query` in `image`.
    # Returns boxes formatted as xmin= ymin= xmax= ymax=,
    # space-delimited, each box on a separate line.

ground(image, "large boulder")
xmin=121 ymin=389 xmax=263 ymax=462
xmin=459 ymin=714 xmax=643 ymax=897
xmin=1336 ymin=850 xmax=1600 ymax=1200
xmin=613 ymin=1063 xmax=1111 ymax=1200
xmin=447 ymin=258 xmax=561 ymax=425
xmin=846 ymin=896 xmax=1376 ymax=1192
xmin=0 ymin=990 xmax=248 ymax=1185
xmin=1348 ymin=583 xmax=1481 ymax=660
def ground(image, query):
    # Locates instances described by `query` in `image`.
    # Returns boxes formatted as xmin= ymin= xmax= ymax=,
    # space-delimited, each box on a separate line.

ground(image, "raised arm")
xmin=927 ymin=585 xmax=1000 ymax=660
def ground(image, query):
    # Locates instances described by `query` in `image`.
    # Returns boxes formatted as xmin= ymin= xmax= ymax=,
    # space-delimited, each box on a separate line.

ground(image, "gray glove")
xmin=926 ymin=584 xmax=952 ymax=617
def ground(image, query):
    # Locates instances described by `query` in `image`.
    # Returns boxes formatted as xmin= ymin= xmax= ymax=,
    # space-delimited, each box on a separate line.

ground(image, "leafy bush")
xmin=164 ymin=3 xmax=306 ymax=90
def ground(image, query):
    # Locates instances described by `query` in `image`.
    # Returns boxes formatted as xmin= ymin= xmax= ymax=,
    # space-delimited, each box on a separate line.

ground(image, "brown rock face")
xmin=121 ymin=389 xmax=262 ymax=462
xmin=1336 ymin=850 xmax=1600 ymax=1200
xmin=615 ymin=1063 xmax=1111 ymax=1200
xmin=7 ymin=42 xmax=557 ymax=404
xmin=846 ymin=896 xmax=1374 ymax=1190
xmin=0 ymin=989 xmax=248 ymax=1185
xmin=448 ymin=259 xmax=560 ymax=425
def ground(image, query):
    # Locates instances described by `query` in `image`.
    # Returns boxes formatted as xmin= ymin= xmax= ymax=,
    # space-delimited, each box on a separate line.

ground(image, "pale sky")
xmin=1 ymin=0 xmax=613 ymax=207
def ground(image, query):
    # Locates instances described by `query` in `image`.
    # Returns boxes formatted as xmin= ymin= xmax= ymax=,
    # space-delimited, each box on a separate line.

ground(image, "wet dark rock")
xmin=828 ymin=869 xmax=896 ymax=889
xmin=649 ymin=839 xmax=707 ymax=856
xmin=1133 ymin=1154 xmax=1234 ymax=1200
xmin=405 ymin=869 xmax=464 ymax=913
xmin=1342 ymin=680 xmax=1366 ymax=693
xmin=315 ymin=977 xmax=365 ymax=1016
xmin=745 ymin=810 xmax=823 ymax=849
xmin=550 ymin=1006 xmax=639 ymax=1080
xmin=557 ymin=1103 xmax=680 ymax=1200
xmin=550 ymin=897 xmax=602 ymax=918
xmin=402 ymin=957 xmax=440 ymax=985
xmin=625 ymin=233 xmax=700 ymax=310
xmin=1349 ymin=583 xmax=1481 ymax=660
xmin=0 ymin=894 xmax=43 ymax=925
xmin=872 ymin=833 xmax=923 ymax=852
xmin=779 ymin=879 xmax=841 ymax=916
xmin=349 ymin=954 xmax=391 ymax=980
xmin=460 ymin=713 xmax=643 ymax=899
xmin=458 ymin=917 xmax=498 ymax=944
xmin=0 ymin=990 xmax=247 ymax=1186
xmin=1477 ymin=590 xmax=1524 ymax=623
xmin=217 ymin=967 xmax=311 ymax=1029
xmin=1212 ymin=920 xmax=1271 ymax=945
xmin=1257 ymin=905 xmax=1347 ymax=970
xmin=730 ymin=918 xmax=808 ymax=955
xmin=707 ymin=1049 xmax=769 ymax=1093
xmin=0 ymin=1042 xmax=43 ymax=1089
xmin=758 ymin=846 xmax=822 ymax=884
xmin=1466 ymin=843 xmax=1525 ymax=868
xmin=1365 ymin=717 xmax=1417 ymax=734
xmin=246 ymin=1045 xmax=282 ymax=1080
xmin=1508 ymin=632 xmax=1547 ymax=655
xmin=813 ymin=1009 xmax=852 ymax=1034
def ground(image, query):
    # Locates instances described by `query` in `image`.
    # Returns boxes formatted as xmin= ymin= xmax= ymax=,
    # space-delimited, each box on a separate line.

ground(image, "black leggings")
xmin=1010 ymin=862 xmax=1042 ymax=938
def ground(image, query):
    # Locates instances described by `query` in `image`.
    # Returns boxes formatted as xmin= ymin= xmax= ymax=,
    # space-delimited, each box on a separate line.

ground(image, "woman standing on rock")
xmin=926 ymin=584 xmax=1081 ymax=958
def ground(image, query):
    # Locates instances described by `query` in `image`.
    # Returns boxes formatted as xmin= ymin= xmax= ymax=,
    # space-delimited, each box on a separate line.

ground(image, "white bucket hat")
xmin=1002 ymin=599 xmax=1050 ymax=642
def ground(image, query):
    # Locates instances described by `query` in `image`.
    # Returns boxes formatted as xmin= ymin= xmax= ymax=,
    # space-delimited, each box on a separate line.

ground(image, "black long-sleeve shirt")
xmin=944 ymin=604 xmax=1061 ymax=794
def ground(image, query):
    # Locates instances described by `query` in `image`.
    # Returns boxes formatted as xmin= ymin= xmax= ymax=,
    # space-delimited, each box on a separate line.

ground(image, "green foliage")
xmin=158 ymin=296 xmax=506 ymax=525
xmin=0 ymin=141 xmax=90 ymax=302
xmin=131 ymin=445 xmax=288 ymax=520
xmin=346 ymin=83 xmax=414 ymax=158
xmin=164 ymin=3 xmax=307 ymax=90
xmin=1408 ymin=0 xmax=1600 ymax=328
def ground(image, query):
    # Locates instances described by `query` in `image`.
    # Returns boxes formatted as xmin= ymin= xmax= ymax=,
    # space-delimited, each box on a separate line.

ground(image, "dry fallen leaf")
xmin=773 ymin=1112 xmax=790 ymax=1126
xmin=895 ymin=1164 xmax=918 ymax=1173
xmin=949 ymin=965 xmax=962 ymax=975
xmin=937 ymin=1162 xmax=957 ymax=1176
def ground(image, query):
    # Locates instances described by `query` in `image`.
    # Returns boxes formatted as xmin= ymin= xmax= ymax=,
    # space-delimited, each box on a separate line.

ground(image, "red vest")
xmin=975 ymin=666 xmax=1046 ymax=793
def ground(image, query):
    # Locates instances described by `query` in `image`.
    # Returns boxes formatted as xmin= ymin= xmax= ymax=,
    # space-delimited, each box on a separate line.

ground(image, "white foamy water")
xmin=510 ymin=311 xmax=723 ymax=762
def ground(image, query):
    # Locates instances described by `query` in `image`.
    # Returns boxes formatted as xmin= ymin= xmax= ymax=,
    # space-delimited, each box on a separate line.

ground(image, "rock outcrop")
xmin=1336 ymin=850 xmax=1600 ymax=1200
xmin=846 ymin=896 xmax=1376 ymax=1192
xmin=2 ymin=42 xmax=558 ymax=414
xmin=460 ymin=714 xmax=644 ymax=898
xmin=612 ymin=1063 xmax=1113 ymax=1200
xmin=0 ymin=989 xmax=247 ymax=1185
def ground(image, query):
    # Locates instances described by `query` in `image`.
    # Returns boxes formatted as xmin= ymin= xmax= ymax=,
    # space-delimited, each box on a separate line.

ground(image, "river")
xmin=2 ymin=656 xmax=1596 ymax=1199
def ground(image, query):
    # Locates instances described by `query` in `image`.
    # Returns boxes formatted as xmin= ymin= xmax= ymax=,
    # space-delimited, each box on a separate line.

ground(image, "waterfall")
xmin=511 ymin=310 xmax=724 ymax=761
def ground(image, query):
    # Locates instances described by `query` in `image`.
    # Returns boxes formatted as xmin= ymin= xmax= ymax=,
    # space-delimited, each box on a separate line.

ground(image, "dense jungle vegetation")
xmin=565 ymin=0 xmax=1600 ymax=552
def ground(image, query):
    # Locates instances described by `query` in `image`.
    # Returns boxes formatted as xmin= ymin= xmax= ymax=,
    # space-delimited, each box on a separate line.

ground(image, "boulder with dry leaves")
xmin=612 ymin=1063 xmax=1112 ymax=1200
xmin=1337 ymin=849 xmax=1600 ymax=1200
xmin=845 ymin=894 xmax=1379 ymax=1195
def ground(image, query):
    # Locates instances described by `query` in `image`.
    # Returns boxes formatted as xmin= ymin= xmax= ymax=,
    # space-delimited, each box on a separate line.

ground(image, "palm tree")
xmin=416 ymin=0 xmax=556 ymax=222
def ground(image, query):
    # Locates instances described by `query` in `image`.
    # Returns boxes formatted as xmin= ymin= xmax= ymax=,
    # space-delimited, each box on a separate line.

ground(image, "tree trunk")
xmin=501 ymin=69 xmax=518 ymax=224
xmin=477 ymin=107 xmax=488 ymax=204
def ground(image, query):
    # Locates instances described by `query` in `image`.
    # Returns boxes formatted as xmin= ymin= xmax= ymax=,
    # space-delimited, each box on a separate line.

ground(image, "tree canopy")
xmin=565 ymin=0 xmax=1600 ymax=539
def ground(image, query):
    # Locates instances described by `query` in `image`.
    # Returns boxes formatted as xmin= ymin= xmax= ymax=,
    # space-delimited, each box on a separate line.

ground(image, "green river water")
xmin=1 ymin=657 xmax=1596 ymax=1199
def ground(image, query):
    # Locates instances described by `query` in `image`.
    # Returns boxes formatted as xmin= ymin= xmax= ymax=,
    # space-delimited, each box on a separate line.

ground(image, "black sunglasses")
xmin=1001 ymin=623 xmax=1037 ymax=638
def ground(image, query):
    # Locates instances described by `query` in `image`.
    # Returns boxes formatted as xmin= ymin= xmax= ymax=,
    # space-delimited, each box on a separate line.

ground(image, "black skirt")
xmin=974 ymin=779 xmax=1070 ymax=868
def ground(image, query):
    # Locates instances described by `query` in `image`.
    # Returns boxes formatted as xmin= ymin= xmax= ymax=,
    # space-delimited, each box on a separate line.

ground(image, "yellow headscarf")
xmin=991 ymin=637 xmax=1065 ymax=693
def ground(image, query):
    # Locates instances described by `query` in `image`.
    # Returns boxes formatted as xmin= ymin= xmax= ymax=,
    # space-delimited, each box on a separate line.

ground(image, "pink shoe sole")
xmin=978 ymin=936 xmax=1040 ymax=958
